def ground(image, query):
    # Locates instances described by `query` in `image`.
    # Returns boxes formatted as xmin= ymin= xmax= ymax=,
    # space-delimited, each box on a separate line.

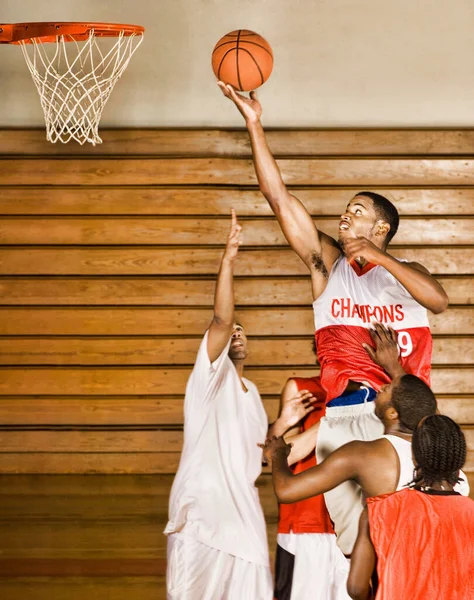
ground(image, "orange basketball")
xmin=212 ymin=30 xmax=273 ymax=92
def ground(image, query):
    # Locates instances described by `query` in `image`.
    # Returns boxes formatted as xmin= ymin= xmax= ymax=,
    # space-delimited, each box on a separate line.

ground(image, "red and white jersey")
xmin=313 ymin=256 xmax=432 ymax=402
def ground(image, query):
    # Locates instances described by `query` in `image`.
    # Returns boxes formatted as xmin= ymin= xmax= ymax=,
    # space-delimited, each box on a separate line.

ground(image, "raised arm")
xmin=207 ymin=209 xmax=241 ymax=363
xmin=343 ymin=237 xmax=448 ymax=314
xmin=218 ymin=83 xmax=341 ymax=295
xmin=267 ymin=378 xmax=316 ymax=438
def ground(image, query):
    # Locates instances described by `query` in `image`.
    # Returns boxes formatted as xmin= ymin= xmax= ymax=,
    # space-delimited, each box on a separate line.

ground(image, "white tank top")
xmin=383 ymin=434 xmax=414 ymax=490
xmin=383 ymin=434 xmax=471 ymax=496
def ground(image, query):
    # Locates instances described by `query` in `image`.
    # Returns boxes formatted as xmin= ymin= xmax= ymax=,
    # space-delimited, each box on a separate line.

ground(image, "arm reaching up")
xmin=207 ymin=209 xmax=242 ymax=363
xmin=218 ymin=82 xmax=341 ymax=299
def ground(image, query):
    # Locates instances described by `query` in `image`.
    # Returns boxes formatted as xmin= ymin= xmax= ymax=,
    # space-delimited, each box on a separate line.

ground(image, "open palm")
xmin=217 ymin=81 xmax=262 ymax=124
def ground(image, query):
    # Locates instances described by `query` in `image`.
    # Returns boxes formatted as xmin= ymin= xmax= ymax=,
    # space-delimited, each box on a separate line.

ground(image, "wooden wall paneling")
xmin=0 ymin=395 xmax=472 ymax=426
xmin=0 ymin=247 xmax=471 ymax=275
xmin=0 ymin=307 xmax=471 ymax=335
xmin=0 ymin=216 xmax=472 ymax=245
xmin=0 ymin=427 xmax=473 ymax=455
xmin=0 ymin=187 xmax=472 ymax=216
xmin=1 ymin=129 xmax=474 ymax=156
xmin=0 ymin=276 xmax=471 ymax=305
xmin=0 ymin=128 xmax=472 ymax=478
xmin=0 ymin=366 xmax=471 ymax=395
xmin=0 ymin=336 xmax=471 ymax=366
xmin=1 ymin=157 xmax=474 ymax=186
xmin=0 ymin=451 xmax=473 ymax=475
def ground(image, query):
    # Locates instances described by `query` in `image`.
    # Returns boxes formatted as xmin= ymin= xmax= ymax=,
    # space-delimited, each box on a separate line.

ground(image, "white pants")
xmin=167 ymin=532 xmax=273 ymax=600
xmin=277 ymin=533 xmax=351 ymax=600
xmin=316 ymin=401 xmax=384 ymax=555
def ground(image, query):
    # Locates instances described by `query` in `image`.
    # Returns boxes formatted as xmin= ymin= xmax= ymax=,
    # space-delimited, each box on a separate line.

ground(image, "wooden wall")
xmin=0 ymin=129 xmax=472 ymax=476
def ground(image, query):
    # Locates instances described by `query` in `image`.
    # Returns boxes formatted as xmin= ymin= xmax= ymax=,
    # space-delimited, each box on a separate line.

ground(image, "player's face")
xmin=228 ymin=324 xmax=248 ymax=361
xmin=338 ymin=195 xmax=379 ymax=246
xmin=374 ymin=380 xmax=394 ymax=420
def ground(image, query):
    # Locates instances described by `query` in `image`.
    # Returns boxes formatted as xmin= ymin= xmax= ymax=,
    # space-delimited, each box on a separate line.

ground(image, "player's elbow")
xmin=430 ymin=290 xmax=449 ymax=314
xmin=347 ymin=578 xmax=370 ymax=600
xmin=273 ymin=481 xmax=294 ymax=504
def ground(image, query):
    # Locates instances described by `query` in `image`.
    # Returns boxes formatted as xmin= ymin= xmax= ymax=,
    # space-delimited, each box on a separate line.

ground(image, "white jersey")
xmin=164 ymin=331 xmax=270 ymax=567
xmin=383 ymin=435 xmax=470 ymax=495
xmin=313 ymin=256 xmax=433 ymax=401
xmin=383 ymin=435 xmax=415 ymax=490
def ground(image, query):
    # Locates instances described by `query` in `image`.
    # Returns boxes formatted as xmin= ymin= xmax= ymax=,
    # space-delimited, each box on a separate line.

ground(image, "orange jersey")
xmin=367 ymin=488 xmax=474 ymax=600
xmin=278 ymin=377 xmax=334 ymax=534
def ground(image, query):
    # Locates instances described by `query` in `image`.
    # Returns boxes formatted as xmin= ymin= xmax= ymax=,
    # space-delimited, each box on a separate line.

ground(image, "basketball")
xmin=212 ymin=30 xmax=273 ymax=92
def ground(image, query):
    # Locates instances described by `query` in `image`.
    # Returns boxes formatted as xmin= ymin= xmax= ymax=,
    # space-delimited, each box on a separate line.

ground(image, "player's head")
xmin=412 ymin=414 xmax=467 ymax=487
xmin=228 ymin=322 xmax=248 ymax=362
xmin=338 ymin=191 xmax=399 ymax=249
xmin=375 ymin=374 xmax=437 ymax=431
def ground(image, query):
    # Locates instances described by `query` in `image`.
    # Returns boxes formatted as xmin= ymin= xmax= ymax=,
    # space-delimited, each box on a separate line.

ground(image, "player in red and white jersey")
xmin=315 ymin=255 xmax=433 ymax=403
xmin=218 ymin=84 xmax=449 ymax=555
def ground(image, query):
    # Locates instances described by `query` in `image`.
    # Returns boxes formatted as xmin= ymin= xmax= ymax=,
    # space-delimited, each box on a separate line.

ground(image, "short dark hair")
xmin=391 ymin=374 xmax=437 ymax=432
xmin=355 ymin=191 xmax=399 ymax=245
xmin=412 ymin=414 xmax=467 ymax=487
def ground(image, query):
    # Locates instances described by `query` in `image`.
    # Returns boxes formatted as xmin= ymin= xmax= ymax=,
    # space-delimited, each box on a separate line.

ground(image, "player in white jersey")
xmin=218 ymin=84 xmax=449 ymax=554
xmin=164 ymin=211 xmax=273 ymax=599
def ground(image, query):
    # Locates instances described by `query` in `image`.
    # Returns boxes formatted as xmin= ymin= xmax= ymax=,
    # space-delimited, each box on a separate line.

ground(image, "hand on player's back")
xmin=217 ymin=81 xmax=262 ymax=124
xmin=223 ymin=209 xmax=242 ymax=263
xmin=363 ymin=323 xmax=405 ymax=378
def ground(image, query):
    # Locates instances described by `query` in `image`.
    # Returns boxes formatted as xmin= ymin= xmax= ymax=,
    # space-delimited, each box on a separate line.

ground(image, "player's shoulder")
xmin=344 ymin=438 xmax=392 ymax=459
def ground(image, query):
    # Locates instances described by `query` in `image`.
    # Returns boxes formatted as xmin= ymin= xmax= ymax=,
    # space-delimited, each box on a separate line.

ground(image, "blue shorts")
xmin=326 ymin=386 xmax=377 ymax=408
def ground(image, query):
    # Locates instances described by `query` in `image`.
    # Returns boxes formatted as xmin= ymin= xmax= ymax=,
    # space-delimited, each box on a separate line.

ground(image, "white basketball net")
xmin=19 ymin=30 xmax=144 ymax=145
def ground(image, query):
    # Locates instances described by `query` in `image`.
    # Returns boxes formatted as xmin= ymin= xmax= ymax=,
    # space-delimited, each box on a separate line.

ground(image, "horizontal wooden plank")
xmin=0 ymin=578 xmax=164 ymax=600
xmin=0 ymin=495 xmax=164 ymax=520
xmin=0 ymin=247 xmax=470 ymax=275
xmin=0 ymin=158 xmax=473 ymax=186
xmin=0 ymin=450 xmax=472 ymax=475
xmin=1 ymin=427 xmax=473 ymax=454
xmin=0 ymin=217 xmax=471 ymax=246
xmin=0 ymin=559 xmax=164 ymax=577
xmin=0 ymin=521 xmax=164 ymax=555
xmin=0 ymin=307 xmax=470 ymax=335
xmin=0 ymin=367 xmax=471 ymax=395
xmin=0 ymin=187 xmax=473 ymax=216
xmin=0 ymin=336 xmax=470 ymax=366
xmin=0 ymin=276 xmax=470 ymax=305
xmin=0 ymin=431 xmax=183 ymax=453
xmin=0 ymin=473 xmax=175 ymax=496
xmin=0 ymin=452 xmax=179 ymax=475
xmin=0 ymin=395 xmax=472 ymax=426
xmin=1 ymin=128 xmax=473 ymax=156
xmin=0 ymin=397 xmax=183 ymax=426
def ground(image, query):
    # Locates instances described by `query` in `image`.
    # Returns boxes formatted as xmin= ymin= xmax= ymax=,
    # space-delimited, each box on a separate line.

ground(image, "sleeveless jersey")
xmin=313 ymin=256 xmax=432 ymax=402
xmin=382 ymin=435 xmax=413 ymax=490
xmin=367 ymin=488 xmax=474 ymax=599
xmin=278 ymin=377 xmax=334 ymax=535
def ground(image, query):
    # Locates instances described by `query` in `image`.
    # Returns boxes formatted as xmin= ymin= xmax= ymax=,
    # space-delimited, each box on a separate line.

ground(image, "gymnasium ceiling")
xmin=1 ymin=0 xmax=473 ymax=128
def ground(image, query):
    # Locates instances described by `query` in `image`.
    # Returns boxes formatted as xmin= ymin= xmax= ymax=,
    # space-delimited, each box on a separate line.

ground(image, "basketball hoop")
xmin=0 ymin=22 xmax=145 ymax=145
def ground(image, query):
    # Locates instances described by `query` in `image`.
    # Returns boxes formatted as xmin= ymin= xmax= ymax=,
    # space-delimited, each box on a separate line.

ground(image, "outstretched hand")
xmin=223 ymin=209 xmax=242 ymax=263
xmin=217 ymin=81 xmax=262 ymax=124
xmin=279 ymin=389 xmax=319 ymax=430
xmin=363 ymin=323 xmax=405 ymax=378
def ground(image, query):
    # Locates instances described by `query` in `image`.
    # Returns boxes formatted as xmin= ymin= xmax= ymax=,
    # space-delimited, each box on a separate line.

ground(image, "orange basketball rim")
xmin=0 ymin=22 xmax=145 ymax=145
xmin=0 ymin=22 xmax=145 ymax=44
